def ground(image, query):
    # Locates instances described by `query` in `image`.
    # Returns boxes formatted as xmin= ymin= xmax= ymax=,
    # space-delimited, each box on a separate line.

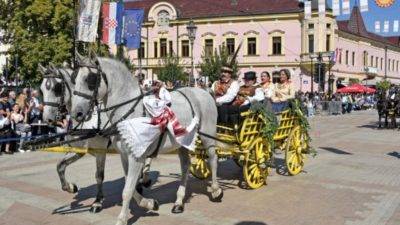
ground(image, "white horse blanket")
xmin=117 ymin=97 xmax=199 ymax=158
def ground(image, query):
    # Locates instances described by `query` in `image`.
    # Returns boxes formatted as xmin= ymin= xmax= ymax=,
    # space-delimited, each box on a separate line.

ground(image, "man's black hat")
xmin=243 ymin=71 xmax=256 ymax=80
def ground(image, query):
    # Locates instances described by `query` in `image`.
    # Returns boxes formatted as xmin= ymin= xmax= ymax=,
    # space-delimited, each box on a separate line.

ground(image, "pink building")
xmin=334 ymin=7 xmax=400 ymax=87
xmin=123 ymin=0 xmax=400 ymax=92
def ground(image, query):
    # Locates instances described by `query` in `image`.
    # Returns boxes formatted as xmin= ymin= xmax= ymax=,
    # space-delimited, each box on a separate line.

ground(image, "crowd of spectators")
xmin=0 ymin=86 xmax=46 ymax=155
xmin=297 ymin=92 xmax=376 ymax=117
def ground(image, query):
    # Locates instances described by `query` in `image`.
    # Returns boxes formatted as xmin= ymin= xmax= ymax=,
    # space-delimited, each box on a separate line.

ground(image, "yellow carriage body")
xmin=190 ymin=108 xmax=309 ymax=189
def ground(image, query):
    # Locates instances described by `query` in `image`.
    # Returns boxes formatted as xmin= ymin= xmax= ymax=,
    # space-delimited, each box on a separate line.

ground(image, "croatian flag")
xmin=123 ymin=9 xmax=145 ymax=49
xmin=101 ymin=2 xmax=124 ymax=45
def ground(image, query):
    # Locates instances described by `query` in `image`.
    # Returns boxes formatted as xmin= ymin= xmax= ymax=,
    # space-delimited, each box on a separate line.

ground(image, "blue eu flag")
xmin=123 ymin=9 xmax=144 ymax=49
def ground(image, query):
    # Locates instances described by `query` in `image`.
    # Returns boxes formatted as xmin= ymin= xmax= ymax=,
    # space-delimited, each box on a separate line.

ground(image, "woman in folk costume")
xmin=271 ymin=69 xmax=295 ymax=112
xmin=152 ymin=80 xmax=172 ymax=106
xmin=260 ymin=71 xmax=275 ymax=111
xmin=117 ymin=80 xmax=198 ymax=158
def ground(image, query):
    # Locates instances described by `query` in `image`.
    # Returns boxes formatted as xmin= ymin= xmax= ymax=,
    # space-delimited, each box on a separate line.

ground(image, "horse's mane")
xmin=97 ymin=57 xmax=137 ymax=83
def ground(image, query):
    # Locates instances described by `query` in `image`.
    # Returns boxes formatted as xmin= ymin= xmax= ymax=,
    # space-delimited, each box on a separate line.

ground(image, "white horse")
xmin=70 ymin=57 xmax=223 ymax=225
xmin=39 ymin=64 xmax=111 ymax=213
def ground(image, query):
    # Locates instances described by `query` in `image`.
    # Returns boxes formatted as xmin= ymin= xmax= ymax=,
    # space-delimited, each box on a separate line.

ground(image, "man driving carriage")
xmin=211 ymin=67 xmax=264 ymax=125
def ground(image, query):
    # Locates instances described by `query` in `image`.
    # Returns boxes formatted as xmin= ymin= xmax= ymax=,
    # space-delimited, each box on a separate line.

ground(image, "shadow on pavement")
xmin=388 ymin=151 xmax=400 ymax=159
xmin=319 ymin=147 xmax=353 ymax=155
xmin=235 ymin=221 xmax=267 ymax=225
xmin=274 ymin=158 xmax=289 ymax=176
xmin=52 ymin=166 xmax=240 ymax=222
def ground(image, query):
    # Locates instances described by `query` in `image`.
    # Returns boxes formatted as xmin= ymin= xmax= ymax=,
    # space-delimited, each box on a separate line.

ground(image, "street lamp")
xmin=186 ymin=20 xmax=197 ymax=87
xmin=310 ymin=53 xmax=318 ymax=93
xmin=310 ymin=51 xmax=334 ymax=94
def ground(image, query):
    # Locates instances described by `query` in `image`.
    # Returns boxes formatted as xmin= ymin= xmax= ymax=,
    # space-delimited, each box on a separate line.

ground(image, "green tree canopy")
xmin=157 ymin=55 xmax=186 ymax=83
xmin=0 ymin=0 xmax=109 ymax=84
xmin=376 ymin=80 xmax=391 ymax=91
xmin=199 ymin=45 xmax=239 ymax=83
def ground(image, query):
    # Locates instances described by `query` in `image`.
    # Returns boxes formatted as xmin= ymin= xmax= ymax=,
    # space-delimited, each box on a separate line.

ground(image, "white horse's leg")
xmin=171 ymin=147 xmax=190 ymax=213
xmin=57 ymin=152 xmax=84 ymax=193
xmin=207 ymin=145 xmax=223 ymax=201
xmin=116 ymin=156 xmax=159 ymax=225
xmin=140 ymin=157 xmax=153 ymax=187
xmin=90 ymin=153 xmax=106 ymax=213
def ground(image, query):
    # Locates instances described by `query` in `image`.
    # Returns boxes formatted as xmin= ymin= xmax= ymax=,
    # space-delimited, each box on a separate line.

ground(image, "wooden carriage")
xmin=190 ymin=107 xmax=310 ymax=189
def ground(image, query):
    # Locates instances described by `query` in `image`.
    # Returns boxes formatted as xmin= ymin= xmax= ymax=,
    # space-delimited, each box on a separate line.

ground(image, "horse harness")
xmin=42 ymin=69 xmax=72 ymax=117
xmin=72 ymin=60 xmax=148 ymax=137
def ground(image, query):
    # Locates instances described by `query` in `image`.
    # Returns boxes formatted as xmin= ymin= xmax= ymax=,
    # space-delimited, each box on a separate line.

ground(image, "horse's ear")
xmin=62 ymin=61 xmax=71 ymax=69
xmin=38 ymin=63 xmax=47 ymax=74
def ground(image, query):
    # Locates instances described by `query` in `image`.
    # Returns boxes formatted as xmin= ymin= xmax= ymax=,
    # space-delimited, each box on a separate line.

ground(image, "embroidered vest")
xmin=232 ymin=85 xmax=259 ymax=106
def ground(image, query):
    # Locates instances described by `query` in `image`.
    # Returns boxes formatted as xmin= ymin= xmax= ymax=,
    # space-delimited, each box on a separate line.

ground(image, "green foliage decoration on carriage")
xmin=190 ymin=100 xmax=314 ymax=189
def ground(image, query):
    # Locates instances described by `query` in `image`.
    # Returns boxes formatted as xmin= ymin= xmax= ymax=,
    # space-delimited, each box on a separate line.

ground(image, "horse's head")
xmin=71 ymin=54 xmax=108 ymax=122
xmin=39 ymin=63 xmax=73 ymax=123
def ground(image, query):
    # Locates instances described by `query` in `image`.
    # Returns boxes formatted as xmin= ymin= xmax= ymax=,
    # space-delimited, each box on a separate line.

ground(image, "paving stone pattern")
xmin=0 ymin=111 xmax=399 ymax=225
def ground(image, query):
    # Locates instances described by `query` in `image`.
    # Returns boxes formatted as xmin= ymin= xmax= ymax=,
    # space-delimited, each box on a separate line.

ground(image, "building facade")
xmin=124 ymin=0 xmax=400 ymax=92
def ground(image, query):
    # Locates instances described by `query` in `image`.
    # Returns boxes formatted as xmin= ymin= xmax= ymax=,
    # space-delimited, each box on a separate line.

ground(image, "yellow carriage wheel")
xmin=190 ymin=155 xmax=211 ymax=179
xmin=285 ymin=126 xmax=306 ymax=175
xmin=243 ymin=138 xmax=270 ymax=189
xmin=190 ymin=138 xmax=211 ymax=180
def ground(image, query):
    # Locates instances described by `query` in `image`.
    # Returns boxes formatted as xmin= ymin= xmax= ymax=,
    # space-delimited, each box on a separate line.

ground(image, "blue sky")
xmin=329 ymin=0 xmax=400 ymax=36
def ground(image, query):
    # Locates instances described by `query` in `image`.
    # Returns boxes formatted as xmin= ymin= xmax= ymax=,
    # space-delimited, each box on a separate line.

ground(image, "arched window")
xmin=157 ymin=10 xmax=170 ymax=28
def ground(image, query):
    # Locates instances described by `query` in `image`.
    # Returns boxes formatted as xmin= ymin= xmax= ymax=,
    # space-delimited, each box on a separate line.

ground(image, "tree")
xmin=0 ymin=0 xmax=109 ymax=84
xmin=376 ymin=80 xmax=391 ymax=91
xmin=157 ymin=55 xmax=186 ymax=83
xmin=199 ymin=45 xmax=239 ymax=83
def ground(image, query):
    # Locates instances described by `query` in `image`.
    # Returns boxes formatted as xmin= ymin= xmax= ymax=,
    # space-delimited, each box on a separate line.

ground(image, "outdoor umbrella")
xmin=336 ymin=83 xmax=376 ymax=94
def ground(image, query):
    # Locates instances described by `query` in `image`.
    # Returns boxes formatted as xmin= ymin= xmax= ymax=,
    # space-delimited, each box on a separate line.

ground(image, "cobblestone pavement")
xmin=0 ymin=110 xmax=399 ymax=225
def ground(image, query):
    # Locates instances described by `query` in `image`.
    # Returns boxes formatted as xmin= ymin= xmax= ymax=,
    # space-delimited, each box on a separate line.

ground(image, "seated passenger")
xmin=271 ymin=69 xmax=295 ymax=112
xmin=232 ymin=71 xmax=264 ymax=111
xmin=211 ymin=65 xmax=240 ymax=124
xmin=260 ymin=71 xmax=275 ymax=111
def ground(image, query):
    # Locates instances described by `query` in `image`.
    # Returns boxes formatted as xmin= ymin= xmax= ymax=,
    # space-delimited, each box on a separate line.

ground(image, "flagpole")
xmin=73 ymin=0 xmax=77 ymax=68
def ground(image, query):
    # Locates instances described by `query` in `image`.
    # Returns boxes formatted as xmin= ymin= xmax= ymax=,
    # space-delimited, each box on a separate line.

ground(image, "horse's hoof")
xmin=89 ymin=204 xmax=102 ymax=213
xmin=171 ymin=204 xmax=184 ymax=214
xmin=136 ymin=184 xmax=143 ymax=195
xmin=141 ymin=179 xmax=152 ymax=188
xmin=71 ymin=184 xmax=78 ymax=193
xmin=152 ymin=200 xmax=159 ymax=211
xmin=210 ymin=190 xmax=224 ymax=203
